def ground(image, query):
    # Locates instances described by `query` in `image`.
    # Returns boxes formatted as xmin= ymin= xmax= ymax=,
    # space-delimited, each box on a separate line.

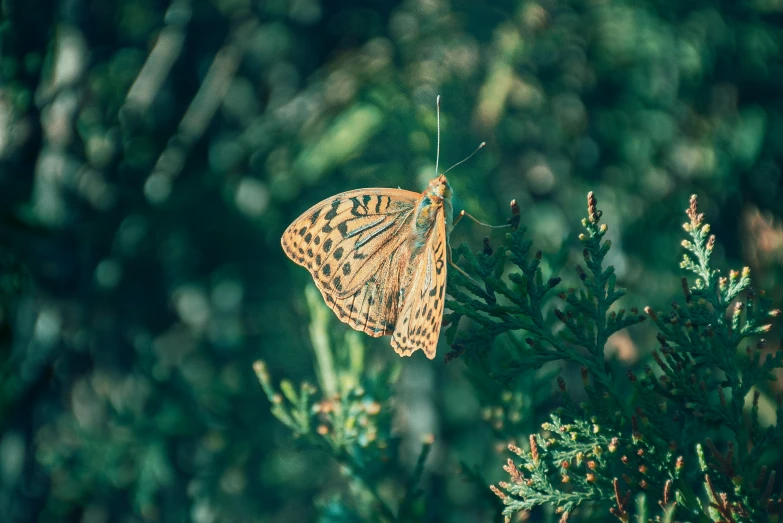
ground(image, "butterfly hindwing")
xmin=390 ymin=210 xmax=448 ymax=360
xmin=281 ymin=189 xmax=419 ymax=337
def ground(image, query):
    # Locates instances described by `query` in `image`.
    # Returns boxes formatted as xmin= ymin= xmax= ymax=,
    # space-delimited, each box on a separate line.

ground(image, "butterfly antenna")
xmin=434 ymin=95 xmax=441 ymax=178
xmin=442 ymin=142 xmax=486 ymax=175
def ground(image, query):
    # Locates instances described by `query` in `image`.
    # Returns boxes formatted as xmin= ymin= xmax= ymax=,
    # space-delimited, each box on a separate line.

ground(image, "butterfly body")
xmin=415 ymin=174 xmax=453 ymax=245
xmin=281 ymin=175 xmax=453 ymax=359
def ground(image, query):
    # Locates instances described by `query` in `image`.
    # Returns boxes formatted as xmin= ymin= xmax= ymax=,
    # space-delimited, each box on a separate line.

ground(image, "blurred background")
xmin=0 ymin=0 xmax=782 ymax=521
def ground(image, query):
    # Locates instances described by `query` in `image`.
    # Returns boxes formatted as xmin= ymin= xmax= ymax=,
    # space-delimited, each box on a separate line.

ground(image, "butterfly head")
xmin=425 ymin=174 xmax=452 ymax=204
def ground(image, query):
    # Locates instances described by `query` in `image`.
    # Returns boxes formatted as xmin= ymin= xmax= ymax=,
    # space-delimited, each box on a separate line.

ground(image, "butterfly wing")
xmin=390 ymin=209 xmax=448 ymax=360
xmin=281 ymin=189 xmax=419 ymax=337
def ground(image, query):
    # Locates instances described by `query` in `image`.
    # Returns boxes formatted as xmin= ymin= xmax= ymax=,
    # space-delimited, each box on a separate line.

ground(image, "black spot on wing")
xmin=325 ymin=200 xmax=340 ymax=220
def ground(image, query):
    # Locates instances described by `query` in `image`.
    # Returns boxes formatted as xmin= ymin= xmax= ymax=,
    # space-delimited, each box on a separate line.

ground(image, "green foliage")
xmin=2 ymin=0 xmax=783 ymax=521
xmin=446 ymin=195 xmax=648 ymax=388
xmin=447 ymin=194 xmax=781 ymax=522
xmin=255 ymin=286 xmax=432 ymax=522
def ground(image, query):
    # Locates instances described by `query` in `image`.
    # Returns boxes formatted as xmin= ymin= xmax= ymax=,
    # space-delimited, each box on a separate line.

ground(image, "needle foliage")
xmin=447 ymin=194 xmax=781 ymax=522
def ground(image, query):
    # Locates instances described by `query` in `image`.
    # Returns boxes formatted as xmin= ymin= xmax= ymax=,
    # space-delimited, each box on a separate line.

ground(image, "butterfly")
xmin=281 ymin=99 xmax=498 ymax=359
xmin=281 ymin=174 xmax=455 ymax=360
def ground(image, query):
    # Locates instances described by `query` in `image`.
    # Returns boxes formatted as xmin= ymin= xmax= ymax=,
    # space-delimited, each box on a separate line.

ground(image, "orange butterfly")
xmin=281 ymin=99 xmax=495 ymax=359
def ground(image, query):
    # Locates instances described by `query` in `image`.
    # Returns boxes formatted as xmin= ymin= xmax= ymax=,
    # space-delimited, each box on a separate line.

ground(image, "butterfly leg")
xmin=449 ymin=211 xmax=509 ymax=289
xmin=447 ymin=245 xmax=484 ymax=288
xmin=453 ymin=210 xmax=510 ymax=230
xmin=449 ymin=260 xmax=482 ymax=286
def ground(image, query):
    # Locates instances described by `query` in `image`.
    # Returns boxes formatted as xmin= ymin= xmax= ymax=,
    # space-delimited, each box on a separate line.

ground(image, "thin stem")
xmin=335 ymin=448 xmax=398 ymax=522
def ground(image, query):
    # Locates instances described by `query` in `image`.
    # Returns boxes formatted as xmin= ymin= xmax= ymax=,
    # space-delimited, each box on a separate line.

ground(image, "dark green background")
xmin=0 ymin=0 xmax=781 ymax=521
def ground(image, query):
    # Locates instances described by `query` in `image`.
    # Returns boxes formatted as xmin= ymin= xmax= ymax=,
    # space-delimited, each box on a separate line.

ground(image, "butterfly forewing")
xmin=390 ymin=210 xmax=448 ymax=359
xmin=281 ymin=189 xmax=420 ymax=338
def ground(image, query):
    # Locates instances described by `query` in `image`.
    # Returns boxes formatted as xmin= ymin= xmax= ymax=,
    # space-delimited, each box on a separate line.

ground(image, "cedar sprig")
xmin=493 ymin=412 xmax=675 ymax=522
xmin=447 ymin=193 xmax=646 ymax=396
xmin=445 ymin=222 xmax=566 ymax=374
xmin=452 ymin=194 xmax=781 ymax=521
xmin=643 ymin=196 xmax=782 ymax=519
